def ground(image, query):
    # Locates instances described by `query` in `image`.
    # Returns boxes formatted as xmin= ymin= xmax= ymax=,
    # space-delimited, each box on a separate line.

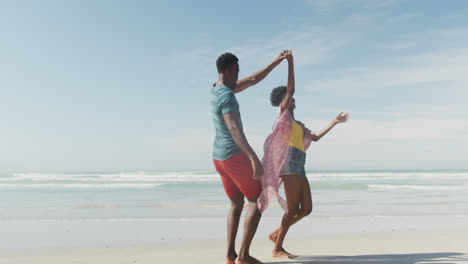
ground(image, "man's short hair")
xmin=270 ymin=86 xmax=287 ymax=107
xmin=216 ymin=52 xmax=238 ymax=73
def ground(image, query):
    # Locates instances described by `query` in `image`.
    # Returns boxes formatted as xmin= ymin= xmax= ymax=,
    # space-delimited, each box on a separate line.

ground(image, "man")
xmin=211 ymin=51 xmax=287 ymax=264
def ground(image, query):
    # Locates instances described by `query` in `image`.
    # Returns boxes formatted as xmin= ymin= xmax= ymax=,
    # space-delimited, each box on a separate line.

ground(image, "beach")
xmin=1 ymin=171 xmax=467 ymax=263
xmin=1 ymin=220 xmax=467 ymax=263
xmin=3 ymin=1 xmax=468 ymax=263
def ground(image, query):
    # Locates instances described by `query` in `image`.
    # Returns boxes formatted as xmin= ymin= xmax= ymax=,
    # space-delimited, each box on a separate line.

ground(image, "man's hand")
xmin=250 ymin=155 xmax=264 ymax=180
xmin=334 ymin=112 xmax=350 ymax=124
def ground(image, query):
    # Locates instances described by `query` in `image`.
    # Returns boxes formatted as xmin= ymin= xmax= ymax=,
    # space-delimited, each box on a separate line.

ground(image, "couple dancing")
xmin=211 ymin=50 xmax=349 ymax=264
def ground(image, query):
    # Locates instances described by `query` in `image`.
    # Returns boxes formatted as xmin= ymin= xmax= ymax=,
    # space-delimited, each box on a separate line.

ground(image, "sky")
xmin=1 ymin=0 xmax=467 ymax=172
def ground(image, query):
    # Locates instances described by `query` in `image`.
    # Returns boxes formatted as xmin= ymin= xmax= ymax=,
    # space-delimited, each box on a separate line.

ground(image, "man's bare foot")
xmin=272 ymin=248 xmax=296 ymax=259
xmin=235 ymin=255 xmax=263 ymax=264
xmin=268 ymin=230 xmax=278 ymax=243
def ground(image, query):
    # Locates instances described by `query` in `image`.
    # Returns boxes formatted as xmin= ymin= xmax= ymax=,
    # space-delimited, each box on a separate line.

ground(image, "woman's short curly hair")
xmin=270 ymin=86 xmax=287 ymax=107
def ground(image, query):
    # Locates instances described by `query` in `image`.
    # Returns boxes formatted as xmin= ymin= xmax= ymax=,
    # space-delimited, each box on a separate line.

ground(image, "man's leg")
xmin=236 ymin=193 xmax=262 ymax=264
xmin=223 ymin=152 xmax=263 ymax=264
xmin=214 ymin=158 xmax=245 ymax=264
xmin=226 ymin=193 xmax=244 ymax=264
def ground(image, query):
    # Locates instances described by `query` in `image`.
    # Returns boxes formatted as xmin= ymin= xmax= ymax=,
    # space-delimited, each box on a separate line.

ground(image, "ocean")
xmin=1 ymin=170 xmax=467 ymax=250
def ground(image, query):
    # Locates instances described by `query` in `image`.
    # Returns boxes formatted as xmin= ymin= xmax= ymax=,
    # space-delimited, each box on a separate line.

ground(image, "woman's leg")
xmin=269 ymin=177 xmax=312 ymax=243
xmin=272 ymin=174 xmax=302 ymax=258
xmin=294 ymin=176 xmax=313 ymax=222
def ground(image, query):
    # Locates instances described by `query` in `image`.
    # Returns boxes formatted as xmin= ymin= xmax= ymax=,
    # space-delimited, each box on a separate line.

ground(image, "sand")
xmin=1 ymin=229 xmax=467 ymax=264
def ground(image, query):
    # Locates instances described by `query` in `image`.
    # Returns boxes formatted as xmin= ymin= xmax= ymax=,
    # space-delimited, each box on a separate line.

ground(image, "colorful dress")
xmin=257 ymin=109 xmax=315 ymax=213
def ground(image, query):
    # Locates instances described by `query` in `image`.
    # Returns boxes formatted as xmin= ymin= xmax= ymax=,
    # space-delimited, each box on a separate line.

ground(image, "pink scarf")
xmin=256 ymin=109 xmax=315 ymax=213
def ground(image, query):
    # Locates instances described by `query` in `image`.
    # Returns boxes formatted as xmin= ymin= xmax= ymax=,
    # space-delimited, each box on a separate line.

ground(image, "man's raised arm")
xmin=233 ymin=51 xmax=287 ymax=94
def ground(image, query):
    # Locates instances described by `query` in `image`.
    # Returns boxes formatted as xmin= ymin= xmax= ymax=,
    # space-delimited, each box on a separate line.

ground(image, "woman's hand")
xmin=334 ymin=112 xmax=350 ymax=124
xmin=285 ymin=50 xmax=293 ymax=62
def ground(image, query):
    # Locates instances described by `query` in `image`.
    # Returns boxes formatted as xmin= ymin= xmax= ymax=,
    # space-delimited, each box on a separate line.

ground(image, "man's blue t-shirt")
xmin=211 ymin=84 xmax=243 ymax=161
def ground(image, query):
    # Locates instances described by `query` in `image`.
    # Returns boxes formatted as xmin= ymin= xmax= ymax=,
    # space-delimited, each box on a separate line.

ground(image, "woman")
xmin=257 ymin=50 xmax=349 ymax=258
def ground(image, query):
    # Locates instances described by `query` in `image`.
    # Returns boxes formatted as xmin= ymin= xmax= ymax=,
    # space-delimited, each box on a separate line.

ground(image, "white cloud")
xmin=240 ymin=116 xmax=467 ymax=170
xmin=149 ymin=126 xmax=215 ymax=170
xmin=166 ymin=6 xmax=468 ymax=170
xmin=295 ymin=116 xmax=468 ymax=143
xmin=307 ymin=46 xmax=468 ymax=92
xmin=303 ymin=0 xmax=350 ymax=12
xmin=225 ymin=24 xmax=357 ymax=74
xmin=150 ymin=110 xmax=468 ymax=171
xmin=382 ymin=39 xmax=421 ymax=51
xmin=299 ymin=117 xmax=468 ymax=170
xmin=439 ymin=10 xmax=468 ymax=20
xmin=388 ymin=13 xmax=419 ymax=23
xmin=304 ymin=0 xmax=401 ymax=12
xmin=432 ymin=27 xmax=468 ymax=38
xmin=362 ymin=0 xmax=401 ymax=9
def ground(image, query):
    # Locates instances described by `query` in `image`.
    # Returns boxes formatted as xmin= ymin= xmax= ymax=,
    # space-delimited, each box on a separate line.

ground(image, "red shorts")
xmin=213 ymin=152 xmax=262 ymax=199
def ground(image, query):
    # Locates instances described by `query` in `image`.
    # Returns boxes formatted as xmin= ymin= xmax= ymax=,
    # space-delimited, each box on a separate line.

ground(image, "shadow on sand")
xmin=264 ymin=252 xmax=468 ymax=264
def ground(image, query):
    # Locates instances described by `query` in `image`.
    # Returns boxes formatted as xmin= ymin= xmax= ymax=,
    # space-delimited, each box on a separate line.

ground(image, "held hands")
xmin=283 ymin=50 xmax=293 ymax=62
xmin=334 ymin=112 xmax=350 ymax=124
xmin=275 ymin=50 xmax=292 ymax=64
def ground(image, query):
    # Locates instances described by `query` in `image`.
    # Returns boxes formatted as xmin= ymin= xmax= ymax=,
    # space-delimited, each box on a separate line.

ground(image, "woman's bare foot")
xmin=268 ymin=230 xmax=278 ymax=243
xmin=272 ymin=248 xmax=296 ymax=259
xmin=235 ymin=255 xmax=263 ymax=264
xmin=226 ymin=254 xmax=237 ymax=264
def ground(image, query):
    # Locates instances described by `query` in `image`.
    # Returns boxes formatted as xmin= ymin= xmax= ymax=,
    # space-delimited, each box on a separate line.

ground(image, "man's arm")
xmin=280 ymin=51 xmax=295 ymax=113
xmin=223 ymin=113 xmax=263 ymax=180
xmin=233 ymin=51 xmax=287 ymax=94
xmin=312 ymin=112 xmax=349 ymax=142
